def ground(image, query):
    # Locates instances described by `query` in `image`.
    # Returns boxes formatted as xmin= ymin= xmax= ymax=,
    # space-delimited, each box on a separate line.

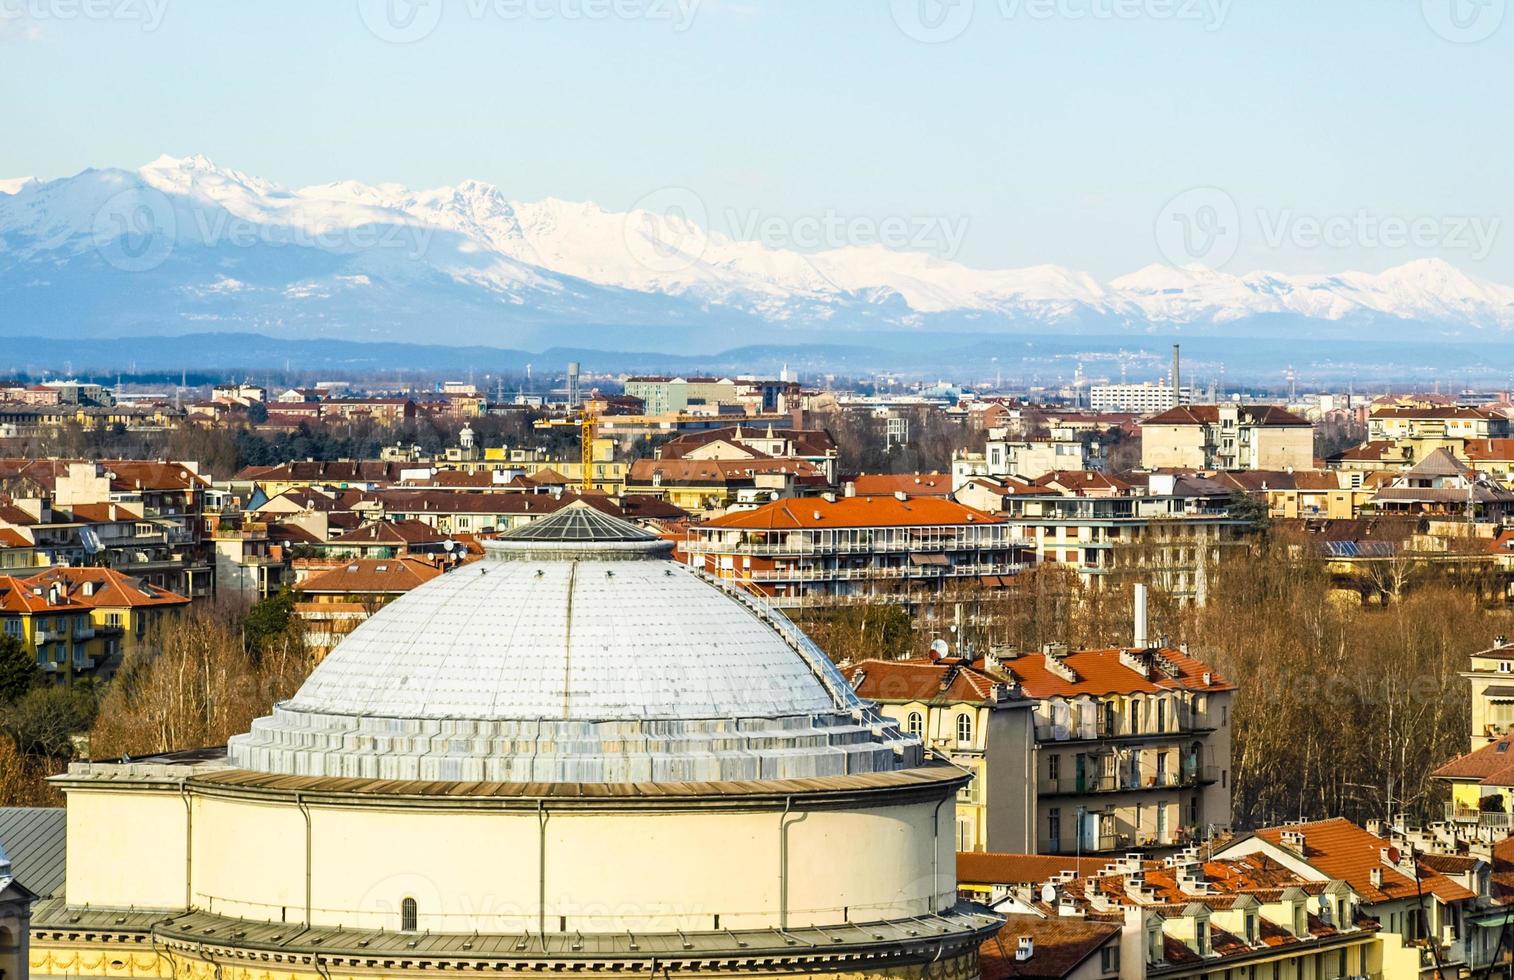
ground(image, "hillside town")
xmin=5 ymin=358 xmax=1514 ymax=980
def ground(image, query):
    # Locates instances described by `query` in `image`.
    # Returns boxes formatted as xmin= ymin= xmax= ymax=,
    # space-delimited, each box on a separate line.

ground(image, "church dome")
xmin=229 ymin=503 xmax=921 ymax=783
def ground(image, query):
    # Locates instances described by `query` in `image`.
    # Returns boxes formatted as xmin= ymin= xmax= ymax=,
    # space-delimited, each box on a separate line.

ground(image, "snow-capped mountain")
xmin=3 ymin=154 xmax=1513 ymax=350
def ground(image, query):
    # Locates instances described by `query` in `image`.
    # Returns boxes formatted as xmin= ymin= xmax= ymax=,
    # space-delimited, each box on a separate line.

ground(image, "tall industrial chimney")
xmin=1133 ymin=583 xmax=1149 ymax=650
xmin=1171 ymin=344 xmax=1181 ymax=406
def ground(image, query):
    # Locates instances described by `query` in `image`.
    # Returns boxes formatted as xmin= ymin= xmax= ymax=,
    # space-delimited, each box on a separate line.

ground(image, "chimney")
xmin=1134 ymin=583 xmax=1149 ymax=649
xmin=1016 ymin=937 xmax=1034 ymax=961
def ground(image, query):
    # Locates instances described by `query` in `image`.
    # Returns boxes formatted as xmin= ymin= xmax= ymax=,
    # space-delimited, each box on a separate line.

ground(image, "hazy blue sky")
xmin=3 ymin=0 xmax=1511 ymax=279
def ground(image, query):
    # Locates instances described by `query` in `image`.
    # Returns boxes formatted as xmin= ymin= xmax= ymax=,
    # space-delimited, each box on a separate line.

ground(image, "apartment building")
xmin=0 ymin=567 xmax=188 ymax=680
xmin=294 ymin=557 xmax=447 ymax=661
xmin=1089 ymin=382 xmax=1192 ymax=414
xmin=625 ymin=457 xmax=828 ymax=512
xmin=953 ymin=436 xmax=1097 ymax=488
xmin=990 ymin=474 xmax=1249 ymax=603
xmin=1140 ymin=405 xmax=1314 ymax=472
xmin=845 ymin=591 xmax=1234 ymax=857
xmin=685 ymin=493 xmax=1030 ymax=612
xmin=1217 ymin=819 xmax=1486 ymax=977
xmin=840 ymin=654 xmax=1036 ymax=853
xmin=622 ymin=376 xmax=740 ymax=415
xmin=1367 ymin=406 xmax=1509 ymax=445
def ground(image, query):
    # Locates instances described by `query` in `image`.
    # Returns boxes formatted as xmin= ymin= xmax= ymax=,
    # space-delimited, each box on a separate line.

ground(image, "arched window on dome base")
xmin=401 ymin=897 xmax=418 ymax=932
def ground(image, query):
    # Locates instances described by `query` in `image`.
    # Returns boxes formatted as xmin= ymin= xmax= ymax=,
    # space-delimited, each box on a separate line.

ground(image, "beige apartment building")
xmin=845 ymin=592 xmax=1234 ymax=858
xmin=1140 ymin=405 xmax=1314 ymax=472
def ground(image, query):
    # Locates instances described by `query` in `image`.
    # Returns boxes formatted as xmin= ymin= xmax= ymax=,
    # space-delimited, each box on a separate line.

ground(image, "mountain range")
xmin=3 ymin=154 xmax=1513 ymax=354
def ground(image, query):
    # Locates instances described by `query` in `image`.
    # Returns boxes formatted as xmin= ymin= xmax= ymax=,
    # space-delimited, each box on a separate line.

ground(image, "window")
xmin=906 ymin=711 xmax=923 ymax=737
xmin=1100 ymin=945 xmax=1120 ymax=973
xmin=401 ymin=897 xmax=418 ymax=932
xmin=1244 ymin=909 xmax=1258 ymax=943
xmin=956 ymin=713 xmax=973 ymax=745
xmin=1195 ymin=919 xmax=1210 ymax=956
xmin=1048 ymin=808 xmax=1061 ymax=846
xmin=2 ymin=619 xmax=20 ymax=638
xmin=1048 ymin=754 xmax=1061 ymax=781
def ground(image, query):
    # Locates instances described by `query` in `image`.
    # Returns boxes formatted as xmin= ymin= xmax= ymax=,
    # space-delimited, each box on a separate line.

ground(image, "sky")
xmin=2 ymin=0 xmax=1512 ymax=280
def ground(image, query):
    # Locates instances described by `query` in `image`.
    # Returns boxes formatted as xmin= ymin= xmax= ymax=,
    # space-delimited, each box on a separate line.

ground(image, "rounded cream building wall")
xmin=45 ymin=505 xmax=998 ymax=978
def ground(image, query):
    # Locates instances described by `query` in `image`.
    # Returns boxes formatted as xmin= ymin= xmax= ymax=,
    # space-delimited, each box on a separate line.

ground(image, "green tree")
xmin=1 ymin=685 xmax=98 ymax=762
xmin=0 ymin=634 xmax=40 ymax=705
xmin=244 ymin=587 xmax=300 ymax=653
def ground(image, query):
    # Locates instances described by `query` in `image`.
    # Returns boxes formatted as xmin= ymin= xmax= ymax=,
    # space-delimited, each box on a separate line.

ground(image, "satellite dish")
xmin=1040 ymin=883 xmax=1059 ymax=905
xmin=930 ymin=639 xmax=950 ymax=661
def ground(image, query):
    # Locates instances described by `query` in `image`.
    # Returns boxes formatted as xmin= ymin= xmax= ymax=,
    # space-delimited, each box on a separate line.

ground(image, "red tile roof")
xmin=842 ymin=658 xmax=1000 ymax=703
xmin=850 ymin=473 xmax=952 ymax=497
xmin=1143 ymin=404 xmax=1312 ymax=427
xmin=299 ymin=557 xmax=446 ymax=595
xmin=1252 ymin=818 xmax=1474 ymax=904
xmin=1432 ymin=735 xmax=1514 ymax=786
xmin=1006 ymin=647 xmax=1236 ymax=697
xmin=980 ymin=916 xmax=1120 ymax=980
xmin=957 ymin=852 xmax=1106 ymax=887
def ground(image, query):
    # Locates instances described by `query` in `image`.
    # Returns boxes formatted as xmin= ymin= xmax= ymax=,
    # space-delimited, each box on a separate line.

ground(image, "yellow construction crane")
xmin=580 ymin=408 xmax=597 ymax=493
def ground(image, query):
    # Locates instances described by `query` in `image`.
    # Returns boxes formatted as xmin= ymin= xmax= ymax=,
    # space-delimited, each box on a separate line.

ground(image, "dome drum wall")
xmin=232 ymin=706 xmax=920 ymax=782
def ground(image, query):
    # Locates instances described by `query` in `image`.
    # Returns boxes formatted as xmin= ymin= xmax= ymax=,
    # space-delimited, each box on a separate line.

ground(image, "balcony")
xmin=1039 ymin=767 xmax=1217 ymax=796
xmin=1445 ymin=802 xmax=1512 ymax=829
xmin=1035 ymin=722 xmax=1215 ymax=744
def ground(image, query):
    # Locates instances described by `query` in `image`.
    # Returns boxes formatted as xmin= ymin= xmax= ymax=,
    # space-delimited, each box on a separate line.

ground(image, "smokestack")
xmin=1172 ymin=344 xmax=1181 ymax=405
xmin=1134 ymin=583 xmax=1149 ymax=650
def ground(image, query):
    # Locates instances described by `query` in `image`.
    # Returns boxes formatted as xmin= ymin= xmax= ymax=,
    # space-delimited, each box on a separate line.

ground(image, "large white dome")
xmin=229 ymin=504 xmax=920 ymax=783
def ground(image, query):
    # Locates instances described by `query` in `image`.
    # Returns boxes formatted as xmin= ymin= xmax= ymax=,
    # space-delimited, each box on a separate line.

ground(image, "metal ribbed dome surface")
xmin=228 ymin=503 xmax=920 ymax=783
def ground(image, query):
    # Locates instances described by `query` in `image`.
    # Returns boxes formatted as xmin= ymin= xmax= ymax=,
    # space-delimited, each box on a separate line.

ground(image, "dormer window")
xmin=1244 ymin=909 xmax=1258 ymax=943
xmin=1195 ymin=919 xmax=1211 ymax=956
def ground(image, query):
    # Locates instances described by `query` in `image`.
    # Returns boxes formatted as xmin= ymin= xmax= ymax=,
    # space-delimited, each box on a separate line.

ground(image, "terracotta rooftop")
xmin=298 ymin=557 xmax=446 ymax=595
xmin=850 ymin=473 xmax=953 ymax=497
xmin=979 ymin=916 xmax=1119 ymax=980
xmin=1006 ymin=647 xmax=1236 ymax=698
xmin=701 ymin=495 xmax=1000 ymax=530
